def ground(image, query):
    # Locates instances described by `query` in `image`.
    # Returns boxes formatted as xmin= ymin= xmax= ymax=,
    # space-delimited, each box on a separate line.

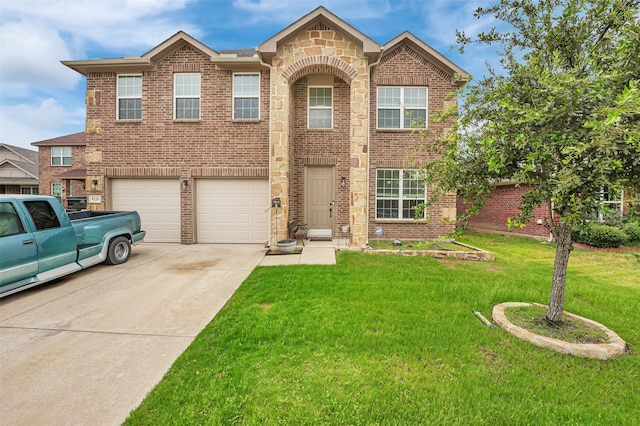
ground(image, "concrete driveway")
xmin=0 ymin=243 xmax=266 ymax=425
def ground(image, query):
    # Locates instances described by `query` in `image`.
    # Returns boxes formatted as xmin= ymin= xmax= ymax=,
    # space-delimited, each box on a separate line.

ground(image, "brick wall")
xmin=85 ymin=45 xmax=270 ymax=243
xmin=37 ymin=145 xmax=87 ymax=201
xmin=368 ymin=45 xmax=460 ymax=240
xmin=289 ymin=76 xmax=351 ymax=232
xmin=457 ymin=183 xmax=551 ymax=237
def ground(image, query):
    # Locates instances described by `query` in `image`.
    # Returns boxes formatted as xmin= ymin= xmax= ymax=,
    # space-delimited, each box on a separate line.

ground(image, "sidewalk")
xmin=259 ymin=239 xmax=346 ymax=266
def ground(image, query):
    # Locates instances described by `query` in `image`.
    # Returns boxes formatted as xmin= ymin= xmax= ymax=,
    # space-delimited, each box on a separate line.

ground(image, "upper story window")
xmin=376 ymin=169 xmax=426 ymax=220
xmin=377 ymin=87 xmax=428 ymax=129
xmin=308 ymin=87 xmax=333 ymax=129
xmin=233 ymin=73 xmax=260 ymax=119
xmin=174 ymin=73 xmax=200 ymax=119
xmin=51 ymin=147 xmax=72 ymax=166
xmin=117 ymin=75 xmax=142 ymax=120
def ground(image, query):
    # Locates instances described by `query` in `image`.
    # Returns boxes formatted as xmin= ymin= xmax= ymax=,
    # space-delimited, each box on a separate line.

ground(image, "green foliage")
xmin=624 ymin=222 xmax=640 ymax=243
xmin=421 ymin=0 xmax=640 ymax=236
xmin=418 ymin=0 xmax=640 ymax=321
xmin=573 ymin=223 xmax=628 ymax=248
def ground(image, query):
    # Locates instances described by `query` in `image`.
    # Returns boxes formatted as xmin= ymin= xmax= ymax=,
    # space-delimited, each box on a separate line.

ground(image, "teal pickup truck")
xmin=0 ymin=195 xmax=145 ymax=298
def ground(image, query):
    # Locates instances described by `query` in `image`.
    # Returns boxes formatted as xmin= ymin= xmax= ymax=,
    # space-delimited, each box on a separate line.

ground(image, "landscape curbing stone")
xmin=492 ymin=302 xmax=626 ymax=360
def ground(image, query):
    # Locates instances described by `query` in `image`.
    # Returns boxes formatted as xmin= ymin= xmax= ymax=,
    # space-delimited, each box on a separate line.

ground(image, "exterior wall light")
xmin=182 ymin=179 xmax=189 ymax=189
xmin=91 ymin=179 xmax=98 ymax=190
xmin=341 ymin=176 xmax=346 ymax=187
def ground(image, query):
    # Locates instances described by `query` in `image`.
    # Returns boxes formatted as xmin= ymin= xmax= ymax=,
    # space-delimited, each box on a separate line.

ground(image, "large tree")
xmin=422 ymin=0 xmax=640 ymax=322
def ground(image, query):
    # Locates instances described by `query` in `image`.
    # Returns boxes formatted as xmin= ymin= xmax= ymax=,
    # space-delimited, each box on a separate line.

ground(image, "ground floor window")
xmin=376 ymin=169 xmax=426 ymax=220
xmin=51 ymin=183 xmax=62 ymax=202
xmin=597 ymin=186 xmax=624 ymax=220
xmin=21 ymin=186 xmax=39 ymax=195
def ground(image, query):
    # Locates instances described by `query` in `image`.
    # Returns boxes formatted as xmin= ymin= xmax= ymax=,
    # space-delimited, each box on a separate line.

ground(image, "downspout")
xmin=258 ymin=50 xmax=274 ymax=245
xmin=365 ymin=47 xmax=384 ymax=246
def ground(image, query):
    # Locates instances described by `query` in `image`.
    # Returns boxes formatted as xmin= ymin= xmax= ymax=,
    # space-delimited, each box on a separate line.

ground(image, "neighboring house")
xmin=0 ymin=143 xmax=39 ymax=195
xmin=457 ymin=183 xmax=628 ymax=238
xmin=457 ymin=183 xmax=551 ymax=237
xmin=31 ymin=132 xmax=87 ymax=204
xmin=61 ymin=7 xmax=468 ymax=245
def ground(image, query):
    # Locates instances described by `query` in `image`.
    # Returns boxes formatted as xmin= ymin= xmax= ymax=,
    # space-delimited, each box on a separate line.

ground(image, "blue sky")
xmin=0 ymin=0 xmax=499 ymax=150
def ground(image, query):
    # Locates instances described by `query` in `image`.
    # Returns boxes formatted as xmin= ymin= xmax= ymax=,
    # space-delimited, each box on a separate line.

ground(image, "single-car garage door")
xmin=196 ymin=179 xmax=268 ymax=243
xmin=111 ymin=179 xmax=180 ymax=243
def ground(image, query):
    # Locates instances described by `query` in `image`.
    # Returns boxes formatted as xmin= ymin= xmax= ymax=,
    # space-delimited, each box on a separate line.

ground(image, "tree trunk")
xmin=546 ymin=222 xmax=573 ymax=323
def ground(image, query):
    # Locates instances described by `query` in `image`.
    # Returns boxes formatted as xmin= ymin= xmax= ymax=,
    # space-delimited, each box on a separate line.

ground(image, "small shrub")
xmin=624 ymin=223 xmax=640 ymax=244
xmin=573 ymin=224 xmax=628 ymax=248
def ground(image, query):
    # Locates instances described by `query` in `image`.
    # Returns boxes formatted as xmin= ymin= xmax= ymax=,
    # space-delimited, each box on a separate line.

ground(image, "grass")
xmin=505 ymin=304 xmax=610 ymax=344
xmin=125 ymin=233 xmax=640 ymax=425
xmin=367 ymin=239 xmax=475 ymax=251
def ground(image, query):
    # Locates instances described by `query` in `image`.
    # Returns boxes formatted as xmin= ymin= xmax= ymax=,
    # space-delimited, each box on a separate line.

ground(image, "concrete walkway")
xmin=259 ymin=240 xmax=338 ymax=266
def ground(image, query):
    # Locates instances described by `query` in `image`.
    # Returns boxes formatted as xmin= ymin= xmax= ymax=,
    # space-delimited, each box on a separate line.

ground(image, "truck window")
xmin=0 ymin=202 xmax=26 ymax=237
xmin=24 ymin=201 xmax=61 ymax=230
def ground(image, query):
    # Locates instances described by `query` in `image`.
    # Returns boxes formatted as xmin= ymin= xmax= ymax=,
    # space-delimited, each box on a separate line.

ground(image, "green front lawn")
xmin=126 ymin=234 xmax=640 ymax=425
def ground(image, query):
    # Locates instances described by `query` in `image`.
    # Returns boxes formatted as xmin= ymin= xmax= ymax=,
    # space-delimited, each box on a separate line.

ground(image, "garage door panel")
xmin=112 ymin=179 xmax=180 ymax=243
xmin=196 ymin=179 xmax=268 ymax=243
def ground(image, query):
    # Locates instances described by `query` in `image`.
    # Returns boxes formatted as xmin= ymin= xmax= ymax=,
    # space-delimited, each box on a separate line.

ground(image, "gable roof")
xmin=31 ymin=132 xmax=86 ymax=147
xmin=0 ymin=143 xmax=39 ymax=180
xmin=258 ymin=6 xmax=381 ymax=62
xmin=62 ymin=32 xmax=220 ymax=76
xmin=0 ymin=143 xmax=38 ymax=164
xmin=383 ymin=32 xmax=469 ymax=84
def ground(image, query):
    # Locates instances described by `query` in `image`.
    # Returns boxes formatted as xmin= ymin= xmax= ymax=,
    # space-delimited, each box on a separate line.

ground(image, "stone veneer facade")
xmin=269 ymin=26 xmax=370 ymax=246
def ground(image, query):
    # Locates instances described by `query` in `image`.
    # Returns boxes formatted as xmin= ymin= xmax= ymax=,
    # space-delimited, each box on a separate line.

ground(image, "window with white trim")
xmin=308 ymin=87 xmax=333 ymax=129
xmin=21 ymin=187 xmax=39 ymax=195
xmin=598 ymin=186 xmax=624 ymax=219
xmin=117 ymin=75 xmax=142 ymax=120
xmin=51 ymin=183 xmax=62 ymax=202
xmin=174 ymin=73 xmax=200 ymax=119
xmin=376 ymin=169 xmax=426 ymax=219
xmin=377 ymin=86 xmax=427 ymax=129
xmin=233 ymin=73 xmax=260 ymax=119
xmin=51 ymin=147 xmax=72 ymax=166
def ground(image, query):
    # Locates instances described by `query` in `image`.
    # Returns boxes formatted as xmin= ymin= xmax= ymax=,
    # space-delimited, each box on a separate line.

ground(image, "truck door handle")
xmin=22 ymin=239 xmax=35 ymax=245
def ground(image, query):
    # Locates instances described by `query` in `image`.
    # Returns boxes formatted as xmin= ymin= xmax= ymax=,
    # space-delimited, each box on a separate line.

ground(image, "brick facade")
xmin=61 ymin=7 xmax=468 ymax=245
xmin=31 ymin=133 xmax=87 ymax=206
xmin=457 ymin=184 xmax=551 ymax=237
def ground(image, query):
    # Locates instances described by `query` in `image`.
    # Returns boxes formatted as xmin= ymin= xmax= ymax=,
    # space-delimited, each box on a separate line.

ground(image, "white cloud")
xmin=0 ymin=0 xmax=200 ymax=149
xmin=0 ymin=98 xmax=83 ymax=147
xmin=0 ymin=20 xmax=80 ymax=92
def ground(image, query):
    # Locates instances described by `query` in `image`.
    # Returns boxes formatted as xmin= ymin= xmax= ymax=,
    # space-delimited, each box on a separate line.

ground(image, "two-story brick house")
xmin=61 ymin=7 xmax=467 ymax=245
xmin=31 ymin=132 xmax=87 ymax=206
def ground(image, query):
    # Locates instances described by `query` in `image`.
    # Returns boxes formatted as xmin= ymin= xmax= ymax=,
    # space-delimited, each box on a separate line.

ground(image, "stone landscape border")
xmin=361 ymin=241 xmax=495 ymax=261
xmin=492 ymin=302 xmax=626 ymax=360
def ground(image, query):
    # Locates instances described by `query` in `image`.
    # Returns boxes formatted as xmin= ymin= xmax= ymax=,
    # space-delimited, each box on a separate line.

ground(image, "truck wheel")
xmin=106 ymin=236 xmax=131 ymax=265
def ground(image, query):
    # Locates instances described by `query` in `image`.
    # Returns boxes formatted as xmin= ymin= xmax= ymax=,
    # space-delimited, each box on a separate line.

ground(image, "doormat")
xmin=307 ymin=229 xmax=332 ymax=241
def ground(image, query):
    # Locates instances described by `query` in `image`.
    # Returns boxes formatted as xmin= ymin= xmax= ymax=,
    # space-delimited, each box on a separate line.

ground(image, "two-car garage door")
xmin=111 ymin=178 xmax=268 ymax=244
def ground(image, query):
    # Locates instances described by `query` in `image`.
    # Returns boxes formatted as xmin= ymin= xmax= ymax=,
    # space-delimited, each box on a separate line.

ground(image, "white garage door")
xmin=111 ymin=179 xmax=180 ymax=243
xmin=196 ymin=179 xmax=268 ymax=243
